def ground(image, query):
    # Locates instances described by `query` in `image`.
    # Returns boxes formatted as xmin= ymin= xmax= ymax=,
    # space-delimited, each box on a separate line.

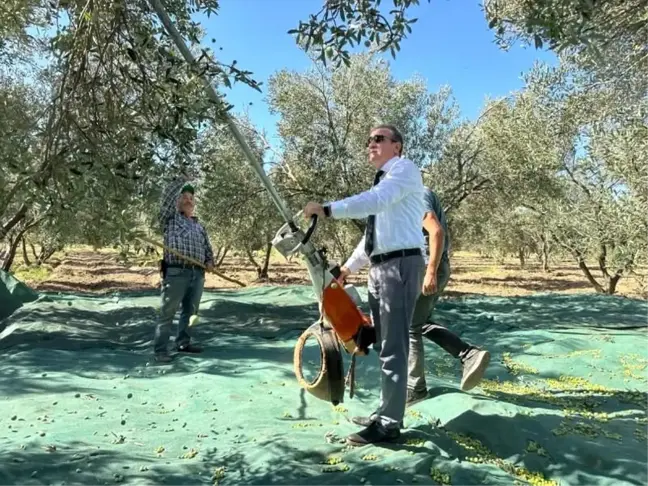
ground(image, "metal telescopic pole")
xmin=148 ymin=0 xmax=295 ymax=226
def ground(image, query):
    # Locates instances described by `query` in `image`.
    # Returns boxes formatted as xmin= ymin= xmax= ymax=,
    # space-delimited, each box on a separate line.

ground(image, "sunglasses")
xmin=366 ymin=134 xmax=396 ymax=146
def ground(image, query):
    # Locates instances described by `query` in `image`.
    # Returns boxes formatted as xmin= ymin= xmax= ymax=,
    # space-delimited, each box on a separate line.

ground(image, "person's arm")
xmin=158 ymin=178 xmax=185 ymax=231
xmin=328 ymin=161 xmax=420 ymax=220
xmin=341 ymin=235 xmax=370 ymax=275
xmin=421 ymin=193 xmax=445 ymax=296
xmin=423 ymin=211 xmax=444 ymax=274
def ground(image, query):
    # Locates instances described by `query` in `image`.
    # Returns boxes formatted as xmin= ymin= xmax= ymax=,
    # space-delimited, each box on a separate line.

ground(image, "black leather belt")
xmin=370 ymin=248 xmax=421 ymax=265
xmin=163 ymin=261 xmax=204 ymax=271
xmin=166 ymin=263 xmax=203 ymax=269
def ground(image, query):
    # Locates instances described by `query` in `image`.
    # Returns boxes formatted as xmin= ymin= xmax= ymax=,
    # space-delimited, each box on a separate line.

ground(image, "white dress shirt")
xmin=329 ymin=156 xmax=426 ymax=273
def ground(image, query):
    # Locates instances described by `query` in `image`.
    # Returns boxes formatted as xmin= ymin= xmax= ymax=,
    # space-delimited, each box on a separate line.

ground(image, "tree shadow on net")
xmin=1 ymin=288 xmax=320 ymax=349
xmin=468 ymin=383 xmax=648 ymax=418
xmin=412 ymin=407 xmax=648 ymax=486
xmin=421 ymin=293 xmax=648 ymax=387
xmin=0 ymin=335 xmax=311 ymax=397
xmin=0 ymin=296 xmax=324 ymax=396
xmin=0 ymin=436 xmax=405 ymax=485
xmin=2 ymin=412 xmax=642 ymax=486
xmin=169 ymin=440 xmax=441 ymax=486
xmin=433 ymin=293 xmax=648 ymax=334
xmin=0 ymin=440 xmax=149 ymax=486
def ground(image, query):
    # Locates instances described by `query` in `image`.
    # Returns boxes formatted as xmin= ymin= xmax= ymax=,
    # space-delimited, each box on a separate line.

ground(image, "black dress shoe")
xmin=346 ymin=421 xmax=400 ymax=446
xmin=177 ymin=344 xmax=203 ymax=353
xmin=352 ymin=416 xmax=404 ymax=428
xmin=351 ymin=416 xmax=373 ymax=427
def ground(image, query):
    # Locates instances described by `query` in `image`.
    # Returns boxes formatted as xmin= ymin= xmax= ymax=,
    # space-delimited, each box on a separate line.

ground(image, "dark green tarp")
xmin=0 ymin=286 xmax=646 ymax=485
xmin=0 ymin=269 xmax=39 ymax=321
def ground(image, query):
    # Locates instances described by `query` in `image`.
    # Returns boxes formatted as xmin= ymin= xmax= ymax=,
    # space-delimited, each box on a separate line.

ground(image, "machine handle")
xmin=301 ymin=214 xmax=318 ymax=245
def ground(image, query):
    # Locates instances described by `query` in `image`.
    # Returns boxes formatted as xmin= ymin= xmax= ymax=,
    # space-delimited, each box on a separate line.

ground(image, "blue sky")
xmin=196 ymin=0 xmax=557 ymax=146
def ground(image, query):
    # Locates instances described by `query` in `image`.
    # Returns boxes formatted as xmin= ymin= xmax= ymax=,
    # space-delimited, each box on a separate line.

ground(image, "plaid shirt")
xmin=159 ymin=178 xmax=214 ymax=267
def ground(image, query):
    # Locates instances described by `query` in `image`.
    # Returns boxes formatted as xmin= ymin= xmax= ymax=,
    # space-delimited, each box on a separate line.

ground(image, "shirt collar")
xmin=380 ymin=156 xmax=400 ymax=173
xmin=180 ymin=211 xmax=198 ymax=222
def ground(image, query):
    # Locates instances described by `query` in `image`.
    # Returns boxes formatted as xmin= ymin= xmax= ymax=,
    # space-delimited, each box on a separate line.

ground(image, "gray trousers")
xmin=408 ymin=258 xmax=474 ymax=392
xmin=367 ymin=254 xmax=424 ymax=430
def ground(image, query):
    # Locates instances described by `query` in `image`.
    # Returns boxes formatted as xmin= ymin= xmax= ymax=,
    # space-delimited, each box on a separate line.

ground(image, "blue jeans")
xmin=153 ymin=266 xmax=205 ymax=355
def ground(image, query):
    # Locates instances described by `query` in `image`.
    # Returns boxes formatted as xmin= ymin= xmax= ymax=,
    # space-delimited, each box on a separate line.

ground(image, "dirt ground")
xmin=11 ymin=245 xmax=647 ymax=300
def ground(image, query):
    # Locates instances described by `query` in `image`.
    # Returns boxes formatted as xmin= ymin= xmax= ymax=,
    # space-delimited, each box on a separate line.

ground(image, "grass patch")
xmin=13 ymin=264 xmax=53 ymax=282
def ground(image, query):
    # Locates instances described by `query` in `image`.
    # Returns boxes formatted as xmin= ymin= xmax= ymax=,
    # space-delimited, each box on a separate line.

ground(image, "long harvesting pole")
xmin=148 ymin=0 xmax=295 ymax=225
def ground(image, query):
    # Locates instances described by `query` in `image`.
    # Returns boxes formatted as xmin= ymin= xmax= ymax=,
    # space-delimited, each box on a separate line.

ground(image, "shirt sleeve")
xmin=424 ymin=188 xmax=436 ymax=214
xmin=158 ymin=179 xmax=185 ymax=232
xmin=328 ymin=160 xmax=420 ymax=220
xmin=342 ymin=235 xmax=371 ymax=273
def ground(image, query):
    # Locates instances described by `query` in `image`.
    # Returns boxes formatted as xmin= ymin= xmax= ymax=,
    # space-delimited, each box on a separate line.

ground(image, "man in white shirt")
xmin=304 ymin=124 xmax=425 ymax=446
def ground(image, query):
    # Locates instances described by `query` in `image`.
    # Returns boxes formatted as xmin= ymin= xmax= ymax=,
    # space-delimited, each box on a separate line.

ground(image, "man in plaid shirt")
xmin=153 ymin=177 xmax=214 ymax=362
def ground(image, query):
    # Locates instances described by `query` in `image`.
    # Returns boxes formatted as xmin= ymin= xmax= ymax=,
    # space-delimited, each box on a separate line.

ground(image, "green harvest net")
xmin=0 ymin=269 xmax=40 ymax=321
xmin=1 ymin=274 xmax=647 ymax=486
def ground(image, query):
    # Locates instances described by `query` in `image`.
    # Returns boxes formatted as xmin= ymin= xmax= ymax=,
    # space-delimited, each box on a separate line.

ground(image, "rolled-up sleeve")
xmin=158 ymin=179 xmax=185 ymax=231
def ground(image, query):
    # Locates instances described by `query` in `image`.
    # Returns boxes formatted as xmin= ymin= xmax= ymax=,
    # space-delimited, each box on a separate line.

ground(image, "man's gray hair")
xmin=372 ymin=124 xmax=404 ymax=155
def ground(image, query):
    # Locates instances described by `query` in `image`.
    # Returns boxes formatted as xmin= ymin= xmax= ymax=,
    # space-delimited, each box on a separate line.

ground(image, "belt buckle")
xmin=373 ymin=252 xmax=388 ymax=264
